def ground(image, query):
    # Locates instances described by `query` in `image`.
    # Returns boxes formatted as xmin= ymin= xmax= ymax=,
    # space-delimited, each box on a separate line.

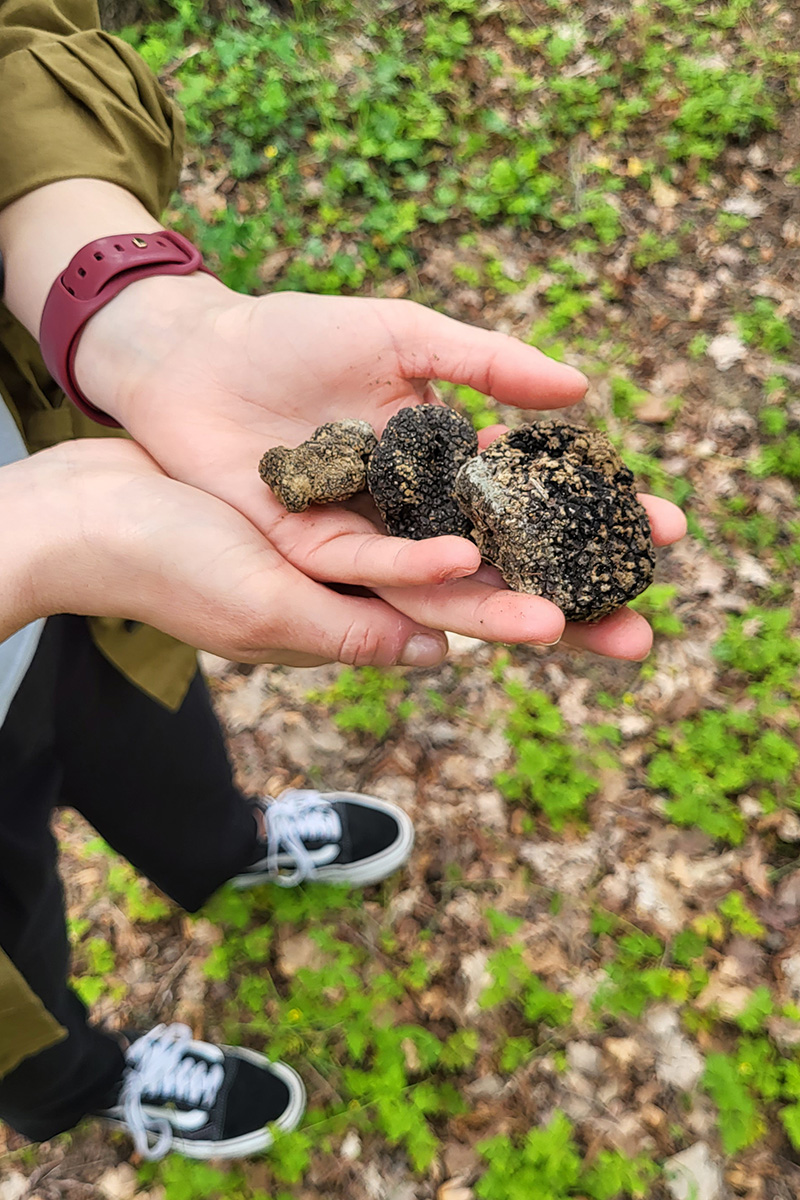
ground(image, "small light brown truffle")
xmin=366 ymin=405 xmax=478 ymax=539
xmin=454 ymin=423 xmax=656 ymax=622
xmin=259 ymin=420 xmax=377 ymax=513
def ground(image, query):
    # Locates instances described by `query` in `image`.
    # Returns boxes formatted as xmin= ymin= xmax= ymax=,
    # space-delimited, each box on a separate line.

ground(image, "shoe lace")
xmin=264 ymin=789 xmax=343 ymax=887
xmin=120 ymin=1023 xmax=225 ymax=1161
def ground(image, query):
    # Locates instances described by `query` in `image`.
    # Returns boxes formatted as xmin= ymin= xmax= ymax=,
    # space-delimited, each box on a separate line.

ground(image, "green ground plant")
xmin=644 ymin=607 xmax=800 ymax=842
xmin=610 ymin=376 xmax=649 ymax=420
xmin=70 ymin=934 xmax=121 ymax=1007
xmin=647 ymin=706 xmax=798 ymax=843
xmin=194 ymin=886 xmax=474 ymax=1175
xmin=476 ymin=1112 xmax=657 ymax=1200
xmin=591 ymin=915 xmax=703 ymax=1019
xmin=124 ymin=0 xmax=793 ymax=293
xmin=703 ymin=1036 xmax=800 ymax=1155
xmin=736 ymin=297 xmax=795 ymax=357
xmin=751 ymin=407 xmax=800 ymax=481
xmin=481 ymin=939 xmax=574 ymax=1028
xmin=448 ymin=381 xmax=501 ymax=430
xmin=629 ymin=583 xmax=685 ymax=636
xmin=714 ymin=606 xmax=800 ymax=696
xmin=495 ymin=681 xmax=598 ymax=831
xmin=309 ymin=666 xmax=414 ymax=739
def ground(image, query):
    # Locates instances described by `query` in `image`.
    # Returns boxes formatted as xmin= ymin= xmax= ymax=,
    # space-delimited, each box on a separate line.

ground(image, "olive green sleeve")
xmin=0 ymin=947 xmax=65 ymax=1079
xmin=0 ymin=0 xmax=184 ymax=218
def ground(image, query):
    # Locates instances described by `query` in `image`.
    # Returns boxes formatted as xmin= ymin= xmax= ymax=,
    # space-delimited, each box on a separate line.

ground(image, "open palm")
xmin=95 ymin=289 xmax=686 ymax=660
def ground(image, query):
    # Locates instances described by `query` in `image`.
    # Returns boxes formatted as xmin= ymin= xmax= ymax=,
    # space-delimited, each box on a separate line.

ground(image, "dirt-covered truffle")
xmin=454 ymin=423 xmax=655 ymax=622
xmin=259 ymin=420 xmax=377 ymax=513
xmin=366 ymin=405 xmax=479 ymax=539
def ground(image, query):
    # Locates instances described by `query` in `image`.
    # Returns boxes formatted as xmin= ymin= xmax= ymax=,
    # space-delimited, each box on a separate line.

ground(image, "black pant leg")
xmin=53 ymin=617 xmax=258 ymax=913
xmin=0 ymin=619 xmax=125 ymax=1142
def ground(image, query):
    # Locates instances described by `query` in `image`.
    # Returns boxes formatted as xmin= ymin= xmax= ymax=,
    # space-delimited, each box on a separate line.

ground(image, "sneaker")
xmin=233 ymin=788 xmax=415 ymax=889
xmin=98 ymin=1023 xmax=305 ymax=1161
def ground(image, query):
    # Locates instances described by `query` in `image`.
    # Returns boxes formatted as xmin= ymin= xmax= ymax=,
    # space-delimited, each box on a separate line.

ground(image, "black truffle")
xmin=367 ymin=405 xmax=479 ymax=539
xmin=454 ymin=423 xmax=655 ymax=622
xmin=259 ymin=420 xmax=377 ymax=512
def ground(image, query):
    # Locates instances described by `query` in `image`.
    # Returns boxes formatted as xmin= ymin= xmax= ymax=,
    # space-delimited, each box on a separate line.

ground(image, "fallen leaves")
xmin=437 ymin=1183 xmax=474 ymax=1200
xmin=651 ymin=178 xmax=682 ymax=209
xmin=707 ymin=333 xmax=748 ymax=371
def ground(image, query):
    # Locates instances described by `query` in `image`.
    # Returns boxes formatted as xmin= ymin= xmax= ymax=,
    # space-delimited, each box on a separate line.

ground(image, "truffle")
xmin=367 ymin=405 xmax=479 ymax=539
xmin=259 ymin=420 xmax=377 ymax=512
xmin=454 ymin=423 xmax=655 ymax=622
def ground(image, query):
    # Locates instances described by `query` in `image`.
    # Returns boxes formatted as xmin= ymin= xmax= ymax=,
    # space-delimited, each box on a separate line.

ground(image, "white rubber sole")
xmin=101 ymin=1050 xmax=307 ymax=1161
xmin=231 ymin=791 xmax=416 ymax=890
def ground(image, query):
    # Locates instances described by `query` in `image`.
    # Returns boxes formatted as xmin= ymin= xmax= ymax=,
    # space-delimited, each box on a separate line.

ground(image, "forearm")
xmin=0 ymin=440 xmax=161 ymax=641
xmin=0 ymin=451 xmax=73 ymax=640
xmin=0 ymin=176 xmax=236 ymax=422
xmin=0 ymin=178 xmax=162 ymax=336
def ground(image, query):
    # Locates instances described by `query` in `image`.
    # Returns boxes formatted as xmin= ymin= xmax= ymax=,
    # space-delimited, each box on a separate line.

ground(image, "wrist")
xmin=0 ymin=179 xmax=162 ymax=336
xmin=0 ymin=448 xmax=85 ymax=637
xmin=72 ymin=270 xmax=236 ymax=425
xmin=0 ymin=440 xmax=182 ymax=634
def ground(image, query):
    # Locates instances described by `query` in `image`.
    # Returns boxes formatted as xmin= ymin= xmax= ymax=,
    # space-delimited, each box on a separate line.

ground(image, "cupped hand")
xmin=76 ymin=282 xmax=686 ymax=659
xmin=76 ymin=285 xmax=582 ymax=639
xmin=4 ymin=439 xmax=448 ymax=667
xmin=374 ymin=424 xmax=687 ymax=661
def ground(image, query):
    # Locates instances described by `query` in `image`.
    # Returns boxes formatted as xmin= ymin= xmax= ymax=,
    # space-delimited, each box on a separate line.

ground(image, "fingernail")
xmin=399 ymin=634 xmax=447 ymax=667
xmin=567 ymin=365 xmax=589 ymax=391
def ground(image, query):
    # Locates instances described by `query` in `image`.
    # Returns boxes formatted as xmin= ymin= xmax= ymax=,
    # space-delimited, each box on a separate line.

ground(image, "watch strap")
xmin=39 ymin=230 xmax=212 ymax=428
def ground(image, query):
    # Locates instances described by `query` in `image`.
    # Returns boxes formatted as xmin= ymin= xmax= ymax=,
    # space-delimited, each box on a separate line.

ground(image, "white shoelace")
xmin=120 ymin=1023 xmax=225 ymax=1160
xmin=263 ymin=789 xmax=343 ymax=887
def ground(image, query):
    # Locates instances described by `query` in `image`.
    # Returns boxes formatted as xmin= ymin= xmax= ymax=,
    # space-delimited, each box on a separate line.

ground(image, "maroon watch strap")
xmin=39 ymin=231 xmax=212 ymax=428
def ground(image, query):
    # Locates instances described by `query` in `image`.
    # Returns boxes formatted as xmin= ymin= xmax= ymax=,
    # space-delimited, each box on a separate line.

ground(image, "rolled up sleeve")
xmin=0 ymin=0 xmax=184 ymax=217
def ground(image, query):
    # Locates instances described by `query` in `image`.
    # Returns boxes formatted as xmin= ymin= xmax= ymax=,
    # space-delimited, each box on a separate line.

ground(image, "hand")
xmin=77 ymin=281 xmax=686 ymax=658
xmin=387 ymin=422 xmax=687 ymax=662
xmin=0 ymin=440 xmax=449 ymax=667
xmin=0 ymin=179 xmax=687 ymax=661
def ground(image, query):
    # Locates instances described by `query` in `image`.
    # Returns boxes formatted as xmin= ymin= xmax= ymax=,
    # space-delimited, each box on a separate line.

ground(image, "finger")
xmin=274 ymin=510 xmax=482 ymax=586
xmin=238 ymin=572 xmax=451 ymax=668
xmin=241 ymin=650 xmax=334 ymax=668
xmin=477 ymin=424 xmax=510 ymax=451
xmin=638 ymin=493 xmax=687 ymax=546
xmin=149 ymin=417 xmax=483 ymax=588
xmin=561 ymin=607 xmax=653 ymax=661
xmin=377 ymin=575 xmax=565 ymax=645
xmin=119 ymin=474 xmax=454 ymax=669
xmin=392 ymin=302 xmax=588 ymax=407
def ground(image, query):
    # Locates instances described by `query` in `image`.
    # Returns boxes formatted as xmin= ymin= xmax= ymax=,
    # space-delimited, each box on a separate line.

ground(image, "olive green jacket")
xmin=1 ymin=0 xmax=197 ymax=1078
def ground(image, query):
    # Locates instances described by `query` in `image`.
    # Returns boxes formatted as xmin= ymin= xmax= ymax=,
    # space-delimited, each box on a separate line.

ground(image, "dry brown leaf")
xmin=437 ymin=1184 xmax=474 ymax=1200
xmin=742 ymin=837 xmax=772 ymax=899
xmin=634 ymin=393 xmax=677 ymax=424
xmin=651 ymin=177 xmax=681 ymax=208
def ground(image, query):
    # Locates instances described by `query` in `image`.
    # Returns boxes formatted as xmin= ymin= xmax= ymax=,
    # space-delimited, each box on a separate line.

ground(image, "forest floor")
xmin=1 ymin=2 xmax=800 ymax=1199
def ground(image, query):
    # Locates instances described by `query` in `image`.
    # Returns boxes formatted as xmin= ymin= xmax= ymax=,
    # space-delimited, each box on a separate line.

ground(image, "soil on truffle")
xmin=259 ymin=419 xmax=377 ymax=512
xmin=454 ymin=423 xmax=656 ymax=622
xmin=367 ymin=405 xmax=478 ymax=539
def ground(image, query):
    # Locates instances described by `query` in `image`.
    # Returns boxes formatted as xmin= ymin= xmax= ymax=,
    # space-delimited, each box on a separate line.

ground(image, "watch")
xmin=39 ymin=230 xmax=213 ymax=428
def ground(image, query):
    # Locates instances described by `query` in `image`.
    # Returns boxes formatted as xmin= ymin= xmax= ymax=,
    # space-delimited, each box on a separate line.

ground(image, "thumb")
xmin=390 ymin=301 xmax=588 ymax=409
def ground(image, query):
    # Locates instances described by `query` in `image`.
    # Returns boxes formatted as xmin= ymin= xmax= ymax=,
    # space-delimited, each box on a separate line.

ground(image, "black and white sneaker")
xmin=97 ymin=1023 xmax=305 ymax=1161
xmin=232 ymin=788 xmax=415 ymax=889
